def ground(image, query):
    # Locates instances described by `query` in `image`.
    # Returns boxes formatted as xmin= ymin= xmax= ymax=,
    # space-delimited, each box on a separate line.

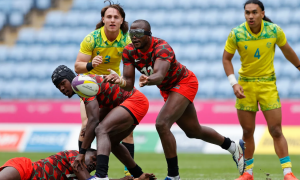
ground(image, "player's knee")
xmin=95 ymin=124 xmax=106 ymax=136
xmin=242 ymin=127 xmax=255 ymax=138
xmin=268 ymin=125 xmax=282 ymax=138
xmin=155 ymin=121 xmax=170 ymax=133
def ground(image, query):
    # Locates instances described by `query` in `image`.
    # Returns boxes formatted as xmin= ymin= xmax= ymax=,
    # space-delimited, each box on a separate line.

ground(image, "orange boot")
xmin=235 ymin=172 xmax=254 ymax=180
xmin=284 ymin=173 xmax=299 ymax=180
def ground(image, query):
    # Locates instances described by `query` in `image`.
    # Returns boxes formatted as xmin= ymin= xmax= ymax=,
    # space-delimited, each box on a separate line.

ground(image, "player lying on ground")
xmin=52 ymin=65 xmax=154 ymax=180
xmin=104 ymin=19 xmax=246 ymax=180
xmin=0 ymin=149 xmax=153 ymax=180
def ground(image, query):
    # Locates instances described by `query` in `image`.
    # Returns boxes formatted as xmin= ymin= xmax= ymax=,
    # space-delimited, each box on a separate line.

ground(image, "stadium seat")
xmin=0 ymin=63 xmax=14 ymax=79
xmin=214 ymin=79 xmax=234 ymax=98
xmin=12 ymin=0 xmax=33 ymax=14
xmin=0 ymin=12 xmax=6 ymax=29
xmin=276 ymin=78 xmax=291 ymax=98
xmin=7 ymin=45 xmax=27 ymax=62
xmin=0 ymin=46 xmax=8 ymax=62
xmin=0 ymin=1 xmax=12 ymax=14
xmin=280 ymin=63 xmax=299 ymax=79
xmin=35 ymin=28 xmax=54 ymax=45
xmin=44 ymin=11 xmax=64 ymax=27
xmin=17 ymin=28 xmax=36 ymax=44
xmin=8 ymin=11 xmax=24 ymax=27
xmin=35 ymin=0 xmax=52 ymax=10
xmin=197 ymin=79 xmax=217 ymax=98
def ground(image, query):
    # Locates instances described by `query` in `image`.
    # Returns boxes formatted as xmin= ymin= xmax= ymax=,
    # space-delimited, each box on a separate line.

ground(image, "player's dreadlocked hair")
xmin=244 ymin=0 xmax=273 ymax=23
xmin=95 ymin=0 xmax=128 ymax=33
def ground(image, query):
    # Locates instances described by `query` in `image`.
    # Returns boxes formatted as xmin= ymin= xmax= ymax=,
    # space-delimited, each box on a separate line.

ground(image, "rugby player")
xmin=222 ymin=0 xmax=300 ymax=179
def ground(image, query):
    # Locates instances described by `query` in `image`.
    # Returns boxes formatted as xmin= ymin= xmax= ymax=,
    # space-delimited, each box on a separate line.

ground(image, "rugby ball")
xmin=71 ymin=75 xmax=99 ymax=98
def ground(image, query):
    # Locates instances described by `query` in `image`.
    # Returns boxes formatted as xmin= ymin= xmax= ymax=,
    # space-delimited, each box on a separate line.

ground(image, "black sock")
xmin=78 ymin=141 xmax=83 ymax=150
xmin=166 ymin=156 xmax=179 ymax=177
xmin=122 ymin=142 xmax=134 ymax=159
xmin=221 ymin=137 xmax=232 ymax=150
xmin=128 ymin=164 xmax=143 ymax=178
xmin=95 ymin=155 xmax=109 ymax=178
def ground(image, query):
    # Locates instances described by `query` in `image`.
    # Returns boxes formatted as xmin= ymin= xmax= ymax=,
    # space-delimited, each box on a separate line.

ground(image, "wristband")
xmin=119 ymin=78 xmax=127 ymax=87
xmin=228 ymin=74 xmax=238 ymax=87
xmin=79 ymin=148 xmax=87 ymax=154
xmin=86 ymin=62 xmax=93 ymax=71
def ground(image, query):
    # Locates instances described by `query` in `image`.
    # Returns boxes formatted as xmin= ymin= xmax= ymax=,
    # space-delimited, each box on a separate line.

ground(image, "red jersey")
xmin=81 ymin=74 xmax=137 ymax=108
xmin=30 ymin=150 xmax=78 ymax=180
xmin=122 ymin=37 xmax=188 ymax=91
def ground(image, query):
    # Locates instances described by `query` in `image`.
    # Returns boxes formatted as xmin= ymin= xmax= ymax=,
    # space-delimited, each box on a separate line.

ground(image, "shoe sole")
xmin=239 ymin=139 xmax=246 ymax=175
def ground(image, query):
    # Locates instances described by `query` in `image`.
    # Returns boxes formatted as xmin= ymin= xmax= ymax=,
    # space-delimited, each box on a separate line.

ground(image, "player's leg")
xmin=121 ymin=131 xmax=134 ymax=176
xmin=263 ymin=108 xmax=297 ymax=179
xmin=94 ymin=106 xmax=136 ymax=178
xmin=235 ymin=109 xmax=256 ymax=179
xmin=0 ymin=167 xmax=21 ymax=180
xmin=155 ymin=91 xmax=193 ymax=179
xmin=175 ymin=102 xmax=246 ymax=175
xmin=111 ymin=126 xmax=145 ymax=178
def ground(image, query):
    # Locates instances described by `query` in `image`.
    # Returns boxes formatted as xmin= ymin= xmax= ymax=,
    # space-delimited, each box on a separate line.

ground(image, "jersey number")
xmin=254 ymin=48 xmax=261 ymax=59
xmin=141 ymin=66 xmax=153 ymax=76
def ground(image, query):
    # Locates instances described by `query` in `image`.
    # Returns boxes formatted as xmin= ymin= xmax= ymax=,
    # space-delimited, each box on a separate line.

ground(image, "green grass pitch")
xmin=1 ymin=152 xmax=299 ymax=180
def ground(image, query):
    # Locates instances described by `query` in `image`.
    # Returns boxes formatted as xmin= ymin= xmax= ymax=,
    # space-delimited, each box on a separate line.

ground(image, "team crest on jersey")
xmin=266 ymin=42 xmax=272 ymax=48
xmin=244 ymin=45 xmax=248 ymax=50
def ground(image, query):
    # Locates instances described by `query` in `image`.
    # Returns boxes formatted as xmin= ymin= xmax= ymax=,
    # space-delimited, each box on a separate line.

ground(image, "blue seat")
xmin=43 ymin=45 xmax=60 ymax=62
xmin=25 ymin=45 xmax=44 ymax=62
xmin=35 ymin=0 xmax=52 ymax=10
xmin=194 ymin=27 xmax=210 ymax=43
xmin=276 ymin=78 xmax=291 ymax=98
xmin=0 ymin=1 xmax=12 ymax=14
xmin=35 ymin=28 xmax=54 ymax=45
xmin=44 ymin=11 xmax=63 ymax=27
xmin=0 ymin=12 xmax=6 ymax=29
xmin=214 ymin=79 xmax=234 ymax=98
xmin=284 ymin=26 xmax=299 ymax=43
xmin=289 ymin=82 xmax=300 ymax=98
xmin=7 ymin=45 xmax=27 ymax=62
xmin=60 ymin=45 xmax=79 ymax=62
xmin=0 ymin=63 xmax=14 ymax=79
xmin=12 ymin=0 xmax=33 ymax=14
xmin=280 ymin=63 xmax=299 ymax=79
xmin=63 ymin=11 xmax=82 ymax=27
xmin=72 ymin=0 xmax=89 ymax=11
xmin=17 ymin=28 xmax=36 ymax=44
xmin=273 ymin=8 xmax=292 ymax=25
xmin=8 ymin=11 xmax=24 ymax=27
xmin=14 ymin=63 xmax=32 ymax=80
xmin=197 ymin=79 xmax=217 ymax=98
xmin=0 ymin=46 xmax=8 ymax=62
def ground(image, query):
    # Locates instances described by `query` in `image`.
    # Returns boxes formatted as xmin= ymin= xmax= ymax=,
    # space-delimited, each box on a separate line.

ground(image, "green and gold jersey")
xmin=79 ymin=27 xmax=131 ymax=76
xmin=225 ymin=20 xmax=287 ymax=77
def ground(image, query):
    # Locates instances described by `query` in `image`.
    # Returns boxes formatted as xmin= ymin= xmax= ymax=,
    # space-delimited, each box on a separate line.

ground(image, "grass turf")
xmin=1 ymin=152 xmax=299 ymax=180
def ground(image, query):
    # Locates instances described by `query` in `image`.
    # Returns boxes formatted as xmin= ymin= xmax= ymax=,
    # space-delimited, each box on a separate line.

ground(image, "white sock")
xmin=283 ymin=168 xmax=292 ymax=176
xmin=246 ymin=168 xmax=253 ymax=175
xmin=227 ymin=141 xmax=236 ymax=154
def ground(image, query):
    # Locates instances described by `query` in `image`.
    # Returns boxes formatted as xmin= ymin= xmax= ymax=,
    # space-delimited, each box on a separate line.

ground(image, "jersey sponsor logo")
xmin=244 ymin=45 xmax=248 ymax=50
xmin=135 ymin=59 xmax=140 ymax=62
xmin=0 ymin=131 xmax=24 ymax=151
xmin=25 ymin=131 xmax=70 ymax=152
xmin=266 ymin=42 xmax=272 ymax=48
xmin=104 ymin=55 xmax=111 ymax=64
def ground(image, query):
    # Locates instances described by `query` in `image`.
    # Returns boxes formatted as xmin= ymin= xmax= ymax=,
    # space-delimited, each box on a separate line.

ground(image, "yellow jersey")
xmin=79 ymin=27 xmax=131 ymax=76
xmin=225 ymin=20 xmax=287 ymax=77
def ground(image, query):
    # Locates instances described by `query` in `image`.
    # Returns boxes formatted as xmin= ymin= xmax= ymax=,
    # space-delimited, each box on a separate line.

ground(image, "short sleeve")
xmin=276 ymin=25 xmax=287 ymax=47
xmin=79 ymin=33 xmax=95 ymax=56
xmin=81 ymin=96 xmax=96 ymax=104
xmin=122 ymin=46 xmax=133 ymax=66
xmin=154 ymin=43 xmax=174 ymax=63
xmin=224 ymin=30 xmax=237 ymax=54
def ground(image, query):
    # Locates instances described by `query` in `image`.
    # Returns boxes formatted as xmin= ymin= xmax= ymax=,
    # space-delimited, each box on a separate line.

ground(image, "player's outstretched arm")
xmin=73 ymin=100 xmax=99 ymax=172
xmin=279 ymin=42 xmax=300 ymax=70
xmin=139 ymin=59 xmax=170 ymax=87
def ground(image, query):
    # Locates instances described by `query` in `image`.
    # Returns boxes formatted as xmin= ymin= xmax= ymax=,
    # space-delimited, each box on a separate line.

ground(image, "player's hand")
xmin=233 ymin=84 xmax=246 ymax=99
xmin=139 ymin=74 xmax=149 ymax=87
xmin=72 ymin=154 xmax=87 ymax=172
xmin=92 ymin=55 xmax=103 ymax=68
xmin=103 ymin=69 xmax=121 ymax=84
xmin=136 ymin=173 xmax=156 ymax=180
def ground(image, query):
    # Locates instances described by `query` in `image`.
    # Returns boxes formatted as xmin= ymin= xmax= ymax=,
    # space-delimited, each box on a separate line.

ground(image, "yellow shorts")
xmin=235 ymin=76 xmax=281 ymax=112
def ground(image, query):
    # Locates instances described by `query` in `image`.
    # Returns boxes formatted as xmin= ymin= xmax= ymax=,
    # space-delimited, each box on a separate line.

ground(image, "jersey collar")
xmin=245 ymin=19 xmax=264 ymax=38
xmin=100 ymin=27 xmax=122 ymax=45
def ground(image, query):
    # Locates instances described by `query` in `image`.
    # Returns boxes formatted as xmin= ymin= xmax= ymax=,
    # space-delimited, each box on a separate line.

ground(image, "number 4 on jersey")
xmin=254 ymin=48 xmax=261 ymax=59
